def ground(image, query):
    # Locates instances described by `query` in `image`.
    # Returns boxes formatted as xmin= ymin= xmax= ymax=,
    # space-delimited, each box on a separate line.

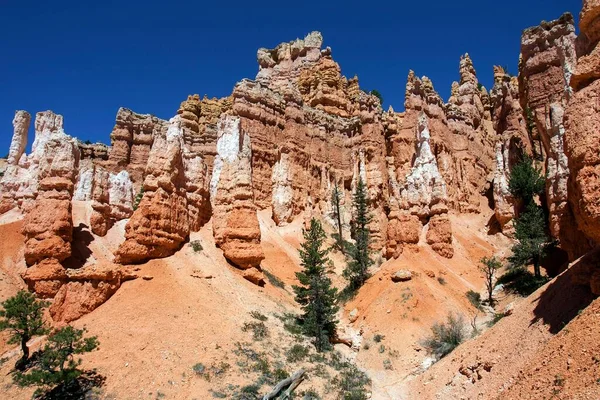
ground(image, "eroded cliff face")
xmin=518 ymin=13 xmax=590 ymax=257
xmin=563 ymin=0 xmax=600 ymax=284
xmin=7 ymin=15 xmax=600 ymax=321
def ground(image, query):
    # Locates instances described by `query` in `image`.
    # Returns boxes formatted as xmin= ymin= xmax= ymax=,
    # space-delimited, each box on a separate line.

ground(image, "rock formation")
xmin=564 ymin=0 xmax=600 ymax=255
xmin=211 ymin=115 xmax=265 ymax=272
xmin=21 ymin=112 xmax=79 ymax=295
xmin=106 ymin=108 xmax=168 ymax=185
xmin=490 ymin=67 xmax=531 ymax=232
xmin=7 ymin=111 xmax=30 ymax=165
xmin=114 ymin=116 xmax=191 ymax=264
xmin=519 ymin=13 xmax=588 ymax=255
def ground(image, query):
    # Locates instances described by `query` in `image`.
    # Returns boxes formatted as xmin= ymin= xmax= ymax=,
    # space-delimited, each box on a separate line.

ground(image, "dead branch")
xmin=262 ymin=368 xmax=306 ymax=400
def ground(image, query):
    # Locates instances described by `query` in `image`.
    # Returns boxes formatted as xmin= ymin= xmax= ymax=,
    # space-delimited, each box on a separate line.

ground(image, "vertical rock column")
xmin=564 ymin=0 xmax=600 ymax=265
xmin=0 ymin=110 xmax=31 ymax=213
xmin=211 ymin=115 xmax=265 ymax=283
xmin=114 ymin=116 xmax=190 ymax=264
xmin=21 ymin=113 xmax=79 ymax=297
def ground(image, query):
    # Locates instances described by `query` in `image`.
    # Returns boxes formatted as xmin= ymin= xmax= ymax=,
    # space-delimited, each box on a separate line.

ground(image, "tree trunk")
xmin=262 ymin=369 xmax=306 ymax=400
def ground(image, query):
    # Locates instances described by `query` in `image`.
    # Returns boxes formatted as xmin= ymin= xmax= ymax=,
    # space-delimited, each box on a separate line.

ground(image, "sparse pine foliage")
xmin=0 ymin=291 xmax=49 ymax=369
xmin=370 ymin=89 xmax=384 ymax=106
xmin=510 ymin=202 xmax=550 ymax=278
xmin=293 ymin=219 xmax=339 ymax=352
xmin=14 ymin=325 xmax=99 ymax=392
xmin=331 ymin=183 xmax=346 ymax=255
xmin=480 ymin=256 xmax=502 ymax=306
xmin=344 ymin=178 xmax=373 ymax=292
xmin=133 ymin=187 xmax=145 ymax=211
xmin=508 ymin=155 xmax=545 ymax=206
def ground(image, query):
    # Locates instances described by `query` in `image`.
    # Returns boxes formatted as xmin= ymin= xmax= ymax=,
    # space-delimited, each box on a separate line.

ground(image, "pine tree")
xmin=509 ymin=202 xmax=550 ymax=278
xmin=0 ymin=291 xmax=49 ymax=370
xmin=331 ymin=183 xmax=345 ymax=254
xmin=14 ymin=325 xmax=99 ymax=393
xmin=480 ymin=257 xmax=501 ymax=306
xmin=344 ymin=177 xmax=373 ymax=291
xmin=293 ymin=218 xmax=339 ymax=352
xmin=508 ymin=155 xmax=545 ymax=206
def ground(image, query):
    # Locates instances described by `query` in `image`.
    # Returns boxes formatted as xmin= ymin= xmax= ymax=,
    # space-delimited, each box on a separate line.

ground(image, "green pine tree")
xmin=293 ymin=218 xmax=339 ymax=352
xmin=14 ymin=325 xmax=99 ymax=394
xmin=0 ymin=291 xmax=49 ymax=370
xmin=331 ymin=183 xmax=346 ymax=254
xmin=508 ymin=155 xmax=545 ymax=206
xmin=509 ymin=202 xmax=550 ymax=278
xmin=344 ymin=177 xmax=373 ymax=292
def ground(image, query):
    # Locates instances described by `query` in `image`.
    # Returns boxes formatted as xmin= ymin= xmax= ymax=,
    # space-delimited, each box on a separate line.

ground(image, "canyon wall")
xmin=5 ymin=4 xmax=600 ymax=319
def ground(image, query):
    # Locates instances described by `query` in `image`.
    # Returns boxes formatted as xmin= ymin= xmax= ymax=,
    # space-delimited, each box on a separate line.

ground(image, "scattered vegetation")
xmin=466 ymin=290 xmax=482 ymax=310
xmin=263 ymin=269 xmax=285 ymax=289
xmin=480 ymin=256 xmax=502 ymax=306
xmin=373 ymin=334 xmax=384 ymax=343
xmin=242 ymin=321 xmax=269 ymax=341
xmin=293 ymin=218 xmax=339 ymax=352
xmin=84 ymin=139 xmax=92 ymax=145
xmin=249 ymin=311 xmax=267 ymax=322
xmin=15 ymin=326 xmax=99 ymax=396
xmin=133 ymin=187 xmax=145 ymax=211
xmin=422 ymin=313 xmax=466 ymax=360
xmin=190 ymin=240 xmax=203 ymax=253
xmin=487 ymin=313 xmax=506 ymax=327
xmin=0 ymin=290 xmax=50 ymax=369
xmin=333 ymin=364 xmax=371 ymax=400
xmin=497 ymin=267 xmax=548 ymax=296
xmin=343 ymin=178 xmax=373 ymax=293
xmin=437 ymin=276 xmax=447 ymax=285
xmin=383 ymin=359 xmax=393 ymax=370
xmin=286 ymin=344 xmax=309 ymax=363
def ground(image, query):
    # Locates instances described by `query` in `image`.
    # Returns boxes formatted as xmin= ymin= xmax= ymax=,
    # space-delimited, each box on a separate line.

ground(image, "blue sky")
xmin=0 ymin=0 xmax=581 ymax=152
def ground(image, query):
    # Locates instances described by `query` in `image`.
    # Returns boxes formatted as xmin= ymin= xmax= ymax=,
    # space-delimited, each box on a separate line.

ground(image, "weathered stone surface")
xmin=7 ymin=111 xmax=30 ymax=165
xmin=22 ymin=126 xmax=79 ymax=265
xmin=211 ymin=115 xmax=265 ymax=270
xmin=490 ymin=67 xmax=531 ymax=233
xmin=391 ymin=269 xmax=412 ymax=282
xmin=106 ymin=108 xmax=168 ymax=184
xmin=115 ymin=116 xmax=190 ymax=264
xmin=519 ymin=13 xmax=588 ymax=256
xmin=563 ymin=1 xmax=600 ymax=253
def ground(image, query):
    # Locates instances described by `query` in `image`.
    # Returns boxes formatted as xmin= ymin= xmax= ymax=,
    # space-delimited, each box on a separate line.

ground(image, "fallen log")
xmin=262 ymin=368 xmax=306 ymax=400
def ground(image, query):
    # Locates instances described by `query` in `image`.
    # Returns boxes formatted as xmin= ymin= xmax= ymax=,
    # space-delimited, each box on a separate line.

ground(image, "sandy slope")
xmin=1 ymin=203 xmax=595 ymax=399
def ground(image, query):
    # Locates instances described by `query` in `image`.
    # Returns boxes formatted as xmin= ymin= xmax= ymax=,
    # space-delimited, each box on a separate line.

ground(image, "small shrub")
xmin=422 ymin=313 xmax=466 ymax=359
xmin=362 ymin=341 xmax=370 ymax=350
xmin=487 ymin=313 xmax=506 ymax=327
xmin=84 ymin=139 xmax=92 ymax=145
xmin=299 ymin=388 xmax=321 ymax=399
xmin=263 ymin=269 xmax=285 ymax=288
xmin=192 ymin=363 xmax=206 ymax=375
xmin=335 ymin=364 xmax=371 ymax=400
xmin=273 ymin=368 xmax=289 ymax=381
xmin=211 ymin=391 xmax=227 ymax=398
xmin=286 ymin=344 xmax=310 ymax=363
xmin=242 ymin=321 xmax=269 ymax=341
xmin=249 ymin=311 xmax=267 ymax=321
xmin=437 ymin=277 xmax=446 ymax=285
xmin=378 ymin=344 xmax=385 ymax=354
xmin=466 ymin=290 xmax=482 ymax=310
xmin=190 ymin=240 xmax=203 ymax=253
xmin=383 ymin=359 xmax=393 ymax=370
xmin=239 ymin=383 xmax=260 ymax=399
xmin=373 ymin=334 xmax=385 ymax=343
xmin=133 ymin=187 xmax=144 ymax=211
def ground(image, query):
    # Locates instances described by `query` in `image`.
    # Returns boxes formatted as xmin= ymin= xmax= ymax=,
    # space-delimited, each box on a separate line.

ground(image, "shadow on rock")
xmin=530 ymin=249 xmax=598 ymax=334
xmin=38 ymin=370 xmax=106 ymax=400
xmin=63 ymin=223 xmax=94 ymax=270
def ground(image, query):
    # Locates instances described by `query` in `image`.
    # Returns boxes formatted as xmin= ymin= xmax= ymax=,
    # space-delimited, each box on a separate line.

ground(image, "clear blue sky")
xmin=0 ymin=0 xmax=581 ymax=153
